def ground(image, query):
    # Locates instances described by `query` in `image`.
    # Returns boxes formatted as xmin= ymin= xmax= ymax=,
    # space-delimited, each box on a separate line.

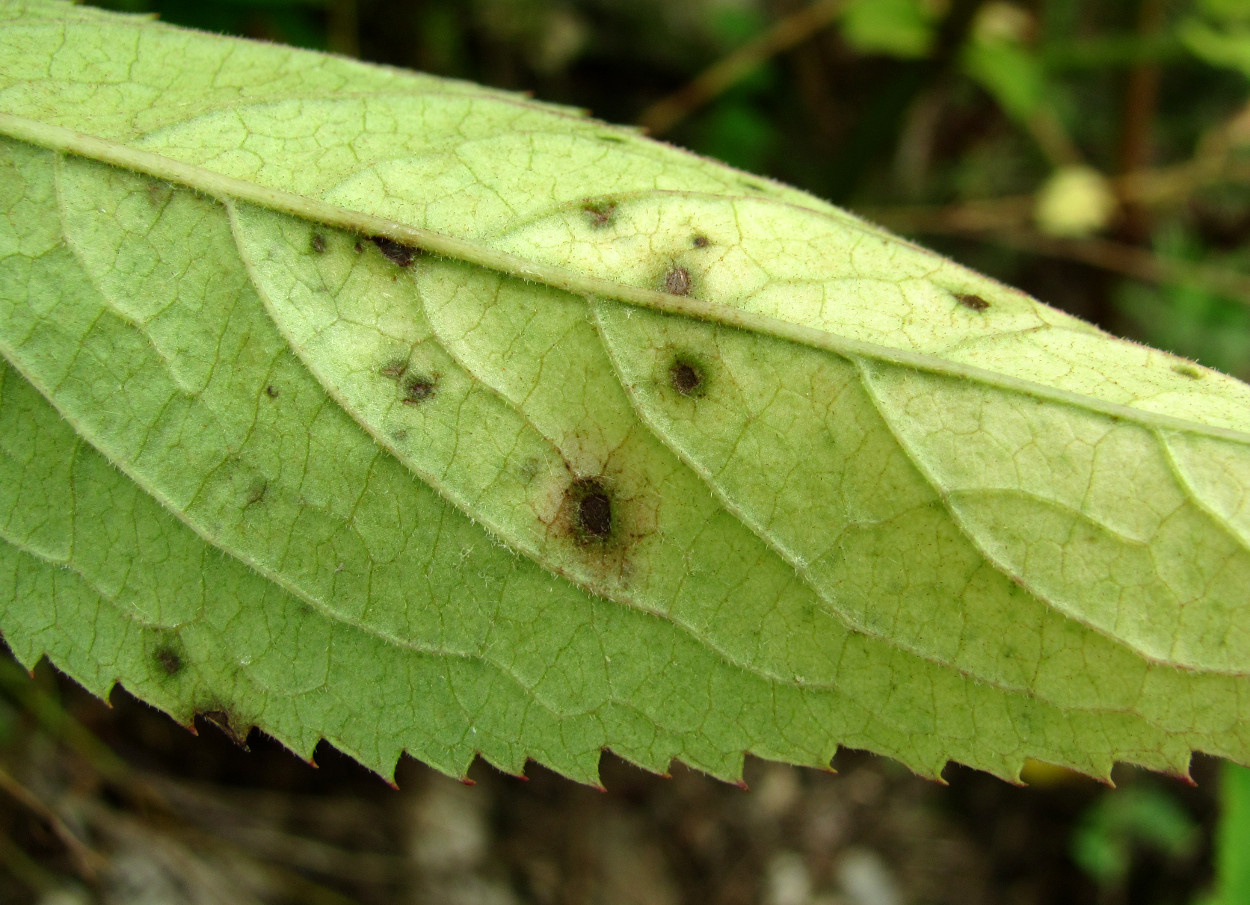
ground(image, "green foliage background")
xmin=3 ymin=1 xmax=1250 ymax=903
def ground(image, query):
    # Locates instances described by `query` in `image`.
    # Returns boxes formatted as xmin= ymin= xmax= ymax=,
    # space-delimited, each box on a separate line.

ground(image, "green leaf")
xmin=4 ymin=0 xmax=1250 ymax=785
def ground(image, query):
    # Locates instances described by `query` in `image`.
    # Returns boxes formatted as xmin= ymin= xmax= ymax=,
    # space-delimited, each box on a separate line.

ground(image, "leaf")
xmin=3 ymin=0 xmax=1250 ymax=786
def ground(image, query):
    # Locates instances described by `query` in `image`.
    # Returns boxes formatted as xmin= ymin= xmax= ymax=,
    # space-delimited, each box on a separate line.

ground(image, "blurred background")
xmin=3 ymin=0 xmax=1250 ymax=902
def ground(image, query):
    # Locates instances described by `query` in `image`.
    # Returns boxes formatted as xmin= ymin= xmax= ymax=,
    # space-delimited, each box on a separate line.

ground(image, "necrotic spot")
xmin=955 ymin=292 xmax=990 ymax=311
xmin=571 ymin=477 xmax=613 ymax=541
xmin=692 ymin=235 xmax=710 ymax=248
xmin=156 ymin=647 xmax=183 ymax=676
xmin=402 ymin=375 xmax=438 ymax=404
xmin=664 ymin=266 xmax=692 ymax=296
xmin=583 ymin=200 xmax=616 ymax=229
xmin=379 ymin=359 xmax=408 ymax=380
xmin=669 ymin=356 xmax=706 ymax=397
xmin=371 ymin=236 xmax=420 ymax=267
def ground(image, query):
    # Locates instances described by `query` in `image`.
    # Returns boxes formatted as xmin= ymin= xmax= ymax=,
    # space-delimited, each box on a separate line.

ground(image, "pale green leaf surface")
xmin=2 ymin=0 xmax=1250 ymax=784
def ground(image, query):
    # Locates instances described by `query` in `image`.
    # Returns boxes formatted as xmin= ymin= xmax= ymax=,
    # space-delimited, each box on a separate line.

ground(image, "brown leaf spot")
xmin=669 ymin=356 xmax=706 ymax=397
xmin=371 ymin=236 xmax=421 ymax=267
xmin=246 ymin=481 xmax=268 ymax=507
xmin=379 ymin=359 xmax=408 ymax=380
xmin=264 ymin=385 xmax=279 ymax=399
xmin=569 ymin=477 xmax=613 ymax=542
xmin=402 ymin=374 xmax=438 ymax=405
xmin=955 ymin=293 xmax=990 ymax=311
xmin=198 ymin=709 xmax=250 ymax=750
xmin=310 ymin=233 xmax=327 ymax=254
xmin=155 ymin=647 xmax=183 ymax=676
xmin=583 ymin=200 xmax=617 ymax=229
xmin=692 ymin=235 xmax=710 ymax=248
xmin=664 ymin=266 xmax=692 ymax=296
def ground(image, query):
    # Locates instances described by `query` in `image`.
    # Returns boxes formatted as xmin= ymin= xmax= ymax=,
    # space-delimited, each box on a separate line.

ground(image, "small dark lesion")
xmin=664 ymin=266 xmax=692 ymax=296
xmin=379 ymin=359 xmax=408 ymax=380
xmin=668 ymin=355 xmax=707 ymax=398
xmin=568 ymin=477 xmax=613 ymax=543
xmin=692 ymin=235 xmax=710 ymax=248
xmin=264 ymin=385 xmax=279 ymax=399
xmin=402 ymin=374 xmax=439 ymax=405
xmin=954 ymin=292 xmax=990 ymax=312
xmin=371 ymin=236 xmax=421 ymax=267
xmin=155 ymin=646 xmax=184 ymax=677
xmin=198 ymin=709 xmax=250 ymax=750
xmin=245 ymin=481 xmax=268 ymax=507
xmin=582 ymin=200 xmax=617 ymax=229
xmin=310 ymin=233 xmax=327 ymax=254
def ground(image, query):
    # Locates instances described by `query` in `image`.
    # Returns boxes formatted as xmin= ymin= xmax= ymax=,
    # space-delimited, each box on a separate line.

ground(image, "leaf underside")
xmin=3 ymin=0 xmax=1250 ymax=785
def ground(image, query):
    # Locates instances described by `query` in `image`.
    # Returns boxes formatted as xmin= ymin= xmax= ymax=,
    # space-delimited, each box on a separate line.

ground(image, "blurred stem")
xmin=0 ymin=829 xmax=57 ymax=898
xmin=0 ymin=655 xmax=130 ymax=785
xmin=1208 ymin=764 xmax=1250 ymax=905
xmin=1116 ymin=0 xmax=1165 ymax=241
xmin=863 ymin=157 xmax=1250 ymax=233
xmin=0 ymin=763 xmax=106 ymax=882
xmin=960 ymin=229 xmax=1250 ymax=309
xmin=637 ymin=0 xmax=846 ymax=136
xmin=824 ymin=0 xmax=988 ymax=202
xmin=326 ymin=0 xmax=359 ymax=58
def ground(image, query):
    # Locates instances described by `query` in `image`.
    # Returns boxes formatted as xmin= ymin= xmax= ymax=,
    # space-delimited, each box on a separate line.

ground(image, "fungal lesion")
xmin=401 ymin=374 xmax=439 ymax=405
xmin=668 ymin=354 xmax=708 ymax=398
xmin=582 ymin=199 xmax=617 ymax=229
xmin=663 ymin=265 xmax=692 ymax=296
xmin=953 ymin=292 xmax=990 ymax=312
xmin=370 ymin=235 xmax=421 ymax=267
xmin=245 ymin=480 xmax=268 ymax=507
xmin=197 ymin=707 xmax=251 ymax=750
xmin=379 ymin=358 xmax=409 ymax=380
xmin=155 ymin=645 xmax=184 ymax=677
xmin=567 ymin=477 xmax=614 ymax=544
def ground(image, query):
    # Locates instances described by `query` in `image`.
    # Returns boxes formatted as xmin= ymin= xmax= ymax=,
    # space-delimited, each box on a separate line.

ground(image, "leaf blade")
xmin=3 ymin=0 xmax=1250 ymax=784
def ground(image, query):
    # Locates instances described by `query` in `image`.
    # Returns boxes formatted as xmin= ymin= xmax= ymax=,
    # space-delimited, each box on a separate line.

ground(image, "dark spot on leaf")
xmin=354 ymin=240 xmax=364 ymax=254
xmin=692 ymin=235 xmax=710 ymax=248
xmin=955 ymin=293 xmax=990 ymax=311
xmin=379 ymin=359 xmax=408 ymax=380
xmin=669 ymin=356 xmax=706 ymax=397
xmin=664 ymin=266 xmax=692 ymax=296
xmin=518 ymin=457 xmax=542 ymax=483
xmin=570 ymin=477 xmax=613 ymax=542
xmin=246 ymin=481 xmax=267 ymax=506
xmin=264 ymin=385 xmax=279 ymax=398
xmin=402 ymin=374 xmax=438 ymax=405
xmin=310 ymin=233 xmax=326 ymax=254
xmin=155 ymin=647 xmax=183 ymax=676
xmin=583 ymin=200 xmax=616 ymax=229
xmin=146 ymin=182 xmax=172 ymax=208
xmin=198 ymin=709 xmax=250 ymax=750
xmin=371 ymin=236 xmax=420 ymax=267
xmin=1173 ymin=363 xmax=1203 ymax=379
